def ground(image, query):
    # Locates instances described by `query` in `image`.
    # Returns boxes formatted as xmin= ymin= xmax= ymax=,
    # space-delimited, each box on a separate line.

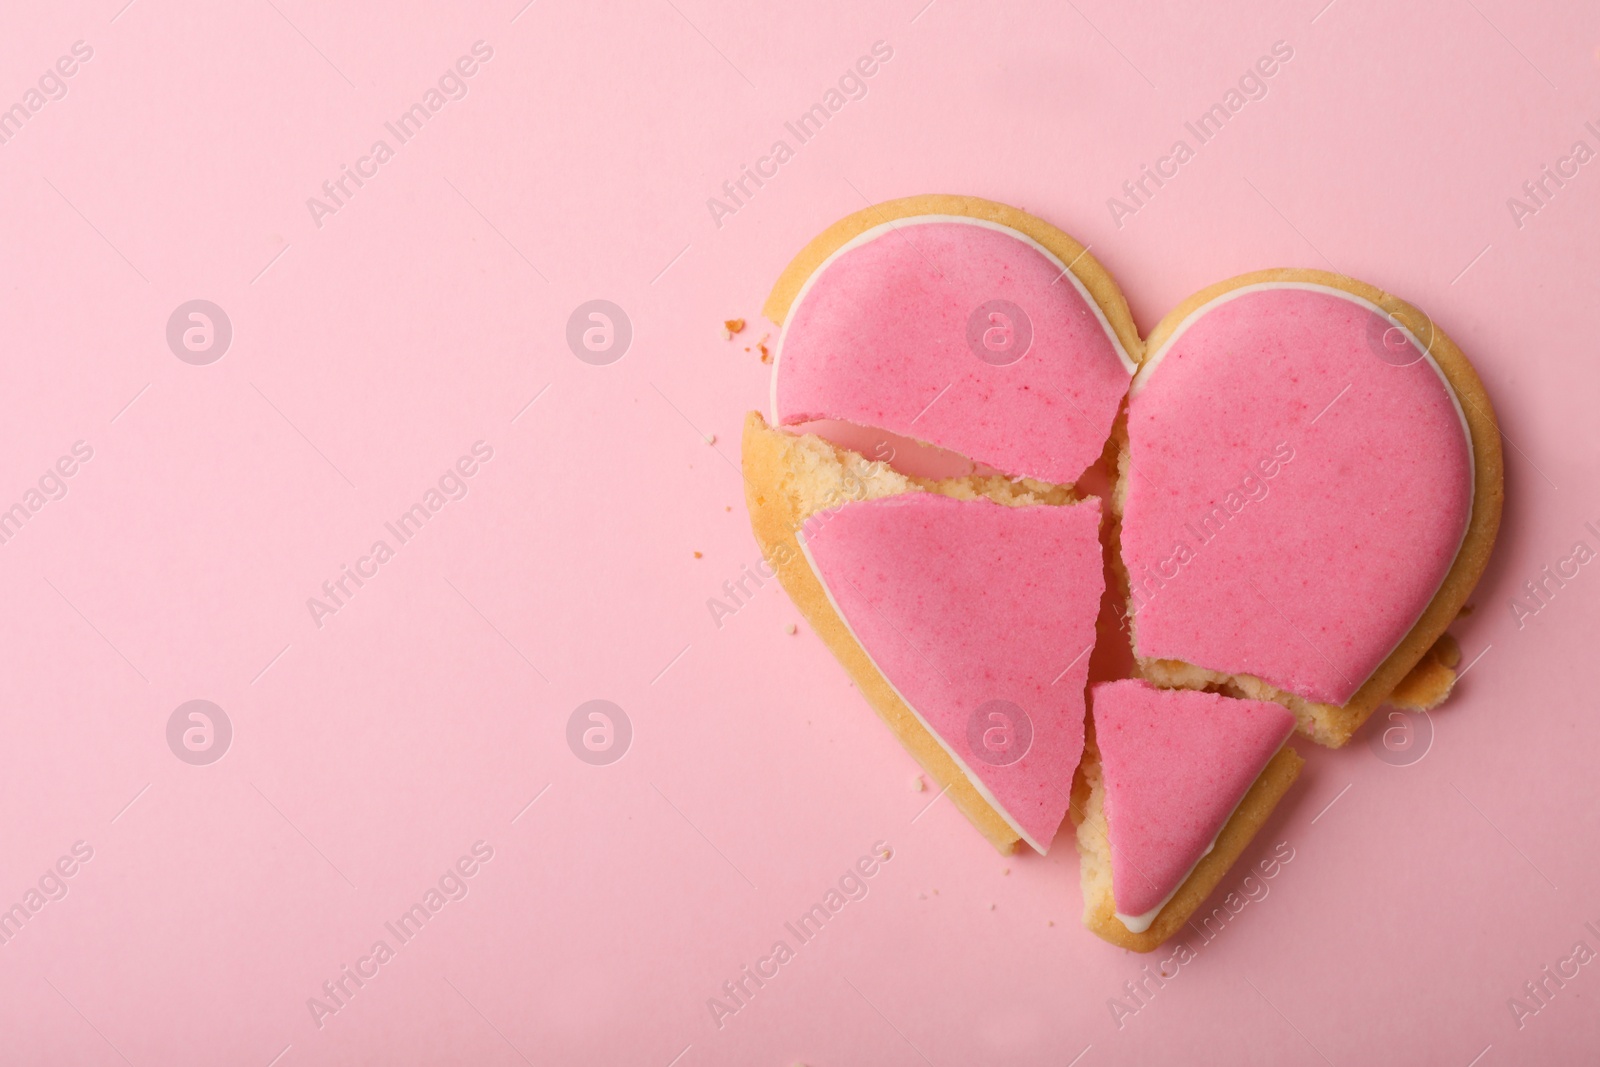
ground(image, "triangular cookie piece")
xmin=1082 ymin=680 xmax=1297 ymax=944
xmin=801 ymin=493 xmax=1104 ymax=853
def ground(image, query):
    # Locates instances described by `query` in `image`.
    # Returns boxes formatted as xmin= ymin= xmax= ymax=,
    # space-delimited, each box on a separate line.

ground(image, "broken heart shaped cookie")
xmin=741 ymin=195 xmax=1503 ymax=948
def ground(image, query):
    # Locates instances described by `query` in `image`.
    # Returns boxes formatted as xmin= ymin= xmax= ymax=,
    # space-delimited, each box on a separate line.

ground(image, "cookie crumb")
xmin=704 ymin=433 xmax=716 ymax=445
xmin=1002 ymin=867 xmax=1010 ymax=876
xmin=724 ymin=505 xmax=731 ymax=511
xmin=758 ymin=334 xmax=772 ymax=364
xmin=911 ymin=776 xmax=925 ymax=792
xmin=723 ymin=318 xmax=745 ymax=339
xmin=693 ymin=551 xmax=702 ymax=559
xmin=785 ymin=623 xmax=797 ymax=635
xmin=1047 ymin=920 xmax=1055 ymax=927
xmin=1437 ymin=633 xmax=1463 ymax=668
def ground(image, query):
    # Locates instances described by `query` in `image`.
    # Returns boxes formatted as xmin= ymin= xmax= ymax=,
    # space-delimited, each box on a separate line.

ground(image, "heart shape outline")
xmin=742 ymin=193 xmax=1504 ymax=947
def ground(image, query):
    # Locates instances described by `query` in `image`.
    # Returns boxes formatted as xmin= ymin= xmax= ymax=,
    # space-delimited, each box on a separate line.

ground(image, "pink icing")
xmin=775 ymin=219 xmax=1133 ymax=486
xmin=1091 ymin=680 xmax=1294 ymax=918
xmin=1122 ymin=285 xmax=1474 ymax=705
xmin=801 ymin=494 xmax=1105 ymax=852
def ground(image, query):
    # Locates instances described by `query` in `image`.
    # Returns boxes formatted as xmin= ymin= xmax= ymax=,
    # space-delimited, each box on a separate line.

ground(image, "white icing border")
xmin=1126 ymin=281 xmax=1478 ymax=705
xmin=1117 ymin=843 xmax=1213 ymax=934
xmin=797 ymin=507 xmax=1101 ymax=856
xmin=770 ymin=214 xmax=1139 ymax=427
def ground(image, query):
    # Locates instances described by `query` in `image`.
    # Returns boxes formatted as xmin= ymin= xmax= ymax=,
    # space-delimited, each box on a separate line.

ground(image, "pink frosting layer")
xmin=775 ymin=219 xmax=1132 ymax=485
xmin=1092 ymin=680 xmax=1294 ymax=918
xmin=1122 ymin=286 xmax=1474 ymax=705
xmin=801 ymin=494 xmax=1104 ymax=852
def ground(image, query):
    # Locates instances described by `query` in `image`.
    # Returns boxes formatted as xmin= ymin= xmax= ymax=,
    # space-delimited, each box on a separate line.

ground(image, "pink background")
xmin=2 ymin=0 xmax=1597 ymax=1063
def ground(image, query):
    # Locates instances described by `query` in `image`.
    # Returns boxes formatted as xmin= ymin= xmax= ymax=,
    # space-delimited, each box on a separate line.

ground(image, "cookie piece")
xmin=801 ymin=493 xmax=1103 ymax=853
xmin=1116 ymin=270 xmax=1503 ymax=746
xmin=742 ymin=412 xmax=1088 ymax=853
xmin=1077 ymin=682 xmax=1303 ymax=951
xmin=768 ymin=194 xmax=1140 ymax=487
